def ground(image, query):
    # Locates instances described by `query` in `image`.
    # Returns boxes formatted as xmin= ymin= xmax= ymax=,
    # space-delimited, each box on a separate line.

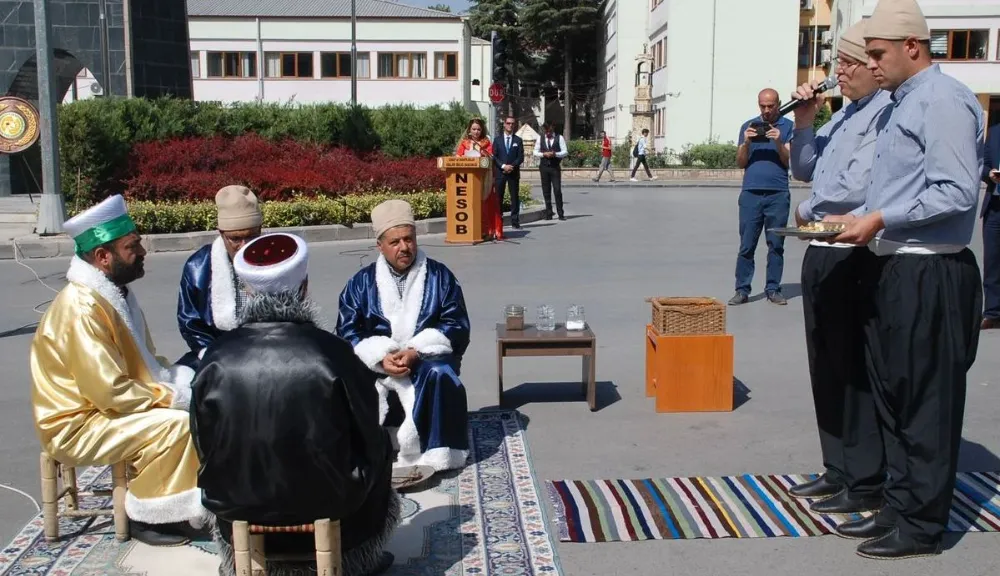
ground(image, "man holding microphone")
xmin=786 ymin=21 xmax=893 ymax=517
xmin=828 ymin=0 xmax=984 ymax=559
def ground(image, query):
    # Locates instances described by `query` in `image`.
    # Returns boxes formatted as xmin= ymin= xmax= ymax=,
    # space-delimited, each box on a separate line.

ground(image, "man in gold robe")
xmin=29 ymin=194 xmax=209 ymax=546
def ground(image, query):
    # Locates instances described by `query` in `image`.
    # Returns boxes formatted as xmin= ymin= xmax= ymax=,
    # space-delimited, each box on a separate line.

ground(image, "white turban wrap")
xmin=233 ymin=233 xmax=308 ymax=294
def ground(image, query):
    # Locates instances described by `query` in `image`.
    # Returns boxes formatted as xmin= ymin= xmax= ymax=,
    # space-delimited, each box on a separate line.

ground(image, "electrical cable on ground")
xmin=0 ymin=483 xmax=41 ymax=514
xmin=0 ymin=239 xmax=60 ymax=338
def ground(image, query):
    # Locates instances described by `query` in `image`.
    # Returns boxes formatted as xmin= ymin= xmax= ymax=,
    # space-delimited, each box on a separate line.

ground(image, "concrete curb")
xmin=530 ymin=179 xmax=811 ymax=189
xmin=0 ymin=204 xmax=548 ymax=261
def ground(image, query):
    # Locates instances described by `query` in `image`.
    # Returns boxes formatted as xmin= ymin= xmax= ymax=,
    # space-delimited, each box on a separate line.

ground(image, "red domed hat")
xmin=233 ymin=233 xmax=308 ymax=293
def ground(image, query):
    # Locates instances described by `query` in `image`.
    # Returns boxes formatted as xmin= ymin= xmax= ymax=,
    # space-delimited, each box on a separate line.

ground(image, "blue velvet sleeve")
xmin=177 ymin=255 xmax=216 ymax=352
xmin=336 ymin=270 xmax=372 ymax=346
xmin=435 ymin=267 xmax=471 ymax=360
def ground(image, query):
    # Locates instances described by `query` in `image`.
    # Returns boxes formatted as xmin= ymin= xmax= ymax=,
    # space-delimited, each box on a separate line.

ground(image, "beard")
xmin=107 ymin=255 xmax=145 ymax=286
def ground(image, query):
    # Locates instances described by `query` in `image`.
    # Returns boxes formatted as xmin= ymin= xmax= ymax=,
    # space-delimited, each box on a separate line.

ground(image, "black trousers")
xmin=861 ymin=248 xmax=982 ymax=544
xmin=539 ymin=164 xmax=564 ymax=217
xmin=497 ymin=170 xmax=521 ymax=222
xmin=801 ymin=245 xmax=885 ymax=498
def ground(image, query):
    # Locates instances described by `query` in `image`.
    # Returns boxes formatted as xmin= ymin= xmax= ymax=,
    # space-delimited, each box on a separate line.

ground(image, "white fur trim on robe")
xmin=66 ymin=256 xmax=194 ymax=410
xmin=358 ymin=251 xmax=467 ymax=472
xmin=209 ymin=236 xmax=238 ymax=331
xmin=125 ymin=487 xmax=211 ymax=526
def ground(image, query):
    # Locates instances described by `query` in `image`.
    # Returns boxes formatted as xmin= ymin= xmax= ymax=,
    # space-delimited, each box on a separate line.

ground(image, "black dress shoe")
xmin=856 ymin=528 xmax=942 ymax=560
xmin=558 ymin=214 xmax=566 ymax=221
xmin=512 ymin=219 xmax=521 ymax=229
xmin=810 ymin=489 xmax=883 ymax=514
xmin=835 ymin=514 xmax=893 ymax=540
xmin=788 ymin=474 xmax=841 ymax=499
xmin=129 ymin=521 xmax=191 ymax=547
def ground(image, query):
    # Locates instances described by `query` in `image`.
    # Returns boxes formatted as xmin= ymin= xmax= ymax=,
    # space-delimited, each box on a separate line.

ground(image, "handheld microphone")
xmin=778 ymin=75 xmax=838 ymax=116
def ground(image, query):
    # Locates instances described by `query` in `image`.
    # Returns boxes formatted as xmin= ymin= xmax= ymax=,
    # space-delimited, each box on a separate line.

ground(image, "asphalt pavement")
xmin=1 ymin=184 xmax=998 ymax=575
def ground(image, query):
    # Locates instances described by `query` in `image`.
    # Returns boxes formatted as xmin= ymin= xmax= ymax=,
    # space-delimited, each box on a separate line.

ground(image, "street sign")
xmin=488 ymin=82 xmax=505 ymax=104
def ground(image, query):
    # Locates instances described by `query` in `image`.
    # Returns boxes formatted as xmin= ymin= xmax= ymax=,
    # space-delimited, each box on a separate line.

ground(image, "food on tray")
xmin=799 ymin=221 xmax=846 ymax=233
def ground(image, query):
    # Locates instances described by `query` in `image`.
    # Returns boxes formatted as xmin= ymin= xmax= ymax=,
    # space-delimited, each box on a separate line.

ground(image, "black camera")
xmin=750 ymin=121 xmax=771 ymax=142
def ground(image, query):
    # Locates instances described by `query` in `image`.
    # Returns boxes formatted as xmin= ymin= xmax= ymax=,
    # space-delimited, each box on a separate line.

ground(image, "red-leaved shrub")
xmin=121 ymin=134 xmax=442 ymax=202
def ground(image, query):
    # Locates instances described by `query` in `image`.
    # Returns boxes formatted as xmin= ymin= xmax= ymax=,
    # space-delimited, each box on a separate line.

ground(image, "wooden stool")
xmin=645 ymin=324 xmax=734 ymax=412
xmin=40 ymin=452 xmax=129 ymax=542
xmin=232 ymin=519 xmax=342 ymax=576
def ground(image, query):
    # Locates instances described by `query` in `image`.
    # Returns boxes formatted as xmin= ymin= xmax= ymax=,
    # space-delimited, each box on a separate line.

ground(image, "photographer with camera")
xmin=729 ymin=88 xmax=794 ymax=306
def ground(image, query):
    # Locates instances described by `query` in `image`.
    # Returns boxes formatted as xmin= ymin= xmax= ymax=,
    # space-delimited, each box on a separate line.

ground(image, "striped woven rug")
xmin=546 ymin=472 xmax=1000 ymax=542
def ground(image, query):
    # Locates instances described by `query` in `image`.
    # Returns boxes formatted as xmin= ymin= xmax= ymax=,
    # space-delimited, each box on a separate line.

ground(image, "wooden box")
xmin=645 ymin=325 xmax=734 ymax=412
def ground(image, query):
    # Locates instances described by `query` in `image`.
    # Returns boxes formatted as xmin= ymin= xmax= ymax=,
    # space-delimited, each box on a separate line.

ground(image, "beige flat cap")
xmin=839 ymin=21 xmax=868 ymax=63
xmin=372 ymin=199 xmax=415 ymax=239
xmin=216 ymin=185 xmax=262 ymax=231
xmin=864 ymin=0 xmax=930 ymax=41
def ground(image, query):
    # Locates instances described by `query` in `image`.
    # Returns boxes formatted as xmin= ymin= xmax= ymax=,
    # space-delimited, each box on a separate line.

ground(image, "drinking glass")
xmin=536 ymin=304 xmax=556 ymax=331
xmin=566 ymin=305 xmax=586 ymax=330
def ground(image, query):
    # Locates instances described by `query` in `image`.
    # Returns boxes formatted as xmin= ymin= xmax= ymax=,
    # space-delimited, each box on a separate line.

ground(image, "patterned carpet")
xmin=0 ymin=410 xmax=562 ymax=575
xmin=546 ymin=472 xmax=1000 ymax=542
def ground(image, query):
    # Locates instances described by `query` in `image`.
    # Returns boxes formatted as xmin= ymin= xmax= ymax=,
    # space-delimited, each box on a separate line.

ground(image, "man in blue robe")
xmin=176 ymin=185 xmax=262 ymax=368
xmin=336 ymin=199 xmax=471 ymax=472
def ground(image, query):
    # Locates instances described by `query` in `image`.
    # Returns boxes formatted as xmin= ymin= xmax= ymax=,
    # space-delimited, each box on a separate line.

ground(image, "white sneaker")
xmin=630 ymin=177 xmax=638 ymax=182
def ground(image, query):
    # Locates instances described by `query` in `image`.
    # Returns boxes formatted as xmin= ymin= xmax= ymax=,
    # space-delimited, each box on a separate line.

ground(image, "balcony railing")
xmin=629 ymin=102 xmax=656 ymax=116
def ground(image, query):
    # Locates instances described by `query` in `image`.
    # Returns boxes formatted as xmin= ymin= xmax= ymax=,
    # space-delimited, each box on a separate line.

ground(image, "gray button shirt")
xmin=856 ymin=64 xmax=985 ymax=246
xmin=791 ymin=90 xmax=892 ymax=220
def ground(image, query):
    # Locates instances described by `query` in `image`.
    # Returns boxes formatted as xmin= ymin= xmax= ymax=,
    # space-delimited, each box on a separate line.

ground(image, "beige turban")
xmin=216 ymin=185 xmax=262 ymax=231
xmin=864 ymin=0 xmax=930 ymax=41
xmin=371 ymin=199 xmax=415 ymax=239
xmin=838 ymin=21 xmax=868 ymax=63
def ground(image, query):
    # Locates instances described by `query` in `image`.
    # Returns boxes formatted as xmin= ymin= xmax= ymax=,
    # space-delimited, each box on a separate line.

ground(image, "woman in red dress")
xmin=455 ymin=118 xmax=504 ymax=241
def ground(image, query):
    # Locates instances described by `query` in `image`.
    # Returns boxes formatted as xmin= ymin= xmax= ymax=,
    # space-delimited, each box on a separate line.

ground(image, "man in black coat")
xmin=190 ymin=232 xmax=397 ymax=576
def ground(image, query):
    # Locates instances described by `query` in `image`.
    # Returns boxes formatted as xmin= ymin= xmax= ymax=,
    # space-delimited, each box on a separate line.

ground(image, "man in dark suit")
xmin=492 ymin=116 xmax=524 ymax=228
xmin=982 ymin=126 xmax=1000 ymax=329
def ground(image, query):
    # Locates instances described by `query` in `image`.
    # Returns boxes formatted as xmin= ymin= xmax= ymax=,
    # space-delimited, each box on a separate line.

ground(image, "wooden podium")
xmin=438 ymin=155 xmax=491 ymax=244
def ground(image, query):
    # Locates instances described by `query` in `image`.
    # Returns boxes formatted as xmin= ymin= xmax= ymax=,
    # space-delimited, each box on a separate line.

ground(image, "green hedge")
xmin=58 ymin=98 xmax=476 ymax=204
xmin=103 ymin=185 xmax=533 ymax=235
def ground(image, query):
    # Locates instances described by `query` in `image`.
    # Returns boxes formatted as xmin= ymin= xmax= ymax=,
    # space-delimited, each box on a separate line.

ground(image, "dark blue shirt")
xmin=738 ymin=116 xmax=794 ymax=192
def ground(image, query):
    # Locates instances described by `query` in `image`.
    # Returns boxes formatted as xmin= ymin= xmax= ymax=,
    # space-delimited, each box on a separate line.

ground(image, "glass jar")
xmin=536 ymin=304 xmax=556 ymax=331
xmin=566 ymin=305 xmax=586 ymax=330
xmin=503 ymin=305 xmax=525 ymax=330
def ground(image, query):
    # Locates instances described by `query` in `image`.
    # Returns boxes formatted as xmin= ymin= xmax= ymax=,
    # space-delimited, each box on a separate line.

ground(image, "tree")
xmin=520 ymin=0 xmax=602 ymax=140
xmin=467 ymin=1 xmax=525 ymax=122
xmin=427 ymin=3 xmax=452 ymax=11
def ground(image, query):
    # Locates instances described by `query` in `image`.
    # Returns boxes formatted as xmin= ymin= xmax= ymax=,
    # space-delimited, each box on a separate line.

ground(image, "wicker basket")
xmin=648 ymin=297 xmax=726 ymax=335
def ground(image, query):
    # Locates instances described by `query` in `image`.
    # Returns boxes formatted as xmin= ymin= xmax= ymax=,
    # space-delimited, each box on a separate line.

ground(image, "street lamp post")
xmin=351 ymin=0 xmax=357 ymax=106
xmin=33 ymin=0 xmax=65 ymax=235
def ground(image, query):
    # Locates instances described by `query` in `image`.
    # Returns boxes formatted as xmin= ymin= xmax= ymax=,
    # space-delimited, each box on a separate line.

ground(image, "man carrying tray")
xmin=784 ymin=21 xmax=894 ymax=516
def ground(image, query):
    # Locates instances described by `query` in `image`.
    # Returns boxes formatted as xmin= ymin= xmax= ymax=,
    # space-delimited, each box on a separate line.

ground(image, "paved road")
xmin=1 ymin=185 xmax=998 ymax=575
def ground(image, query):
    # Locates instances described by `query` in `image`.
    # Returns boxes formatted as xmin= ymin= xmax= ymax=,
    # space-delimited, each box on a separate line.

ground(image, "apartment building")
xmin=845 ymin=0 xmax=1000 ymax=125
xmin=182 ymin=0 xmax=492 ymax=114
xmin=600 ymin=0 xmax=1000 ymax=159
xmin=628 ymin=0 xmax=800 ymax=155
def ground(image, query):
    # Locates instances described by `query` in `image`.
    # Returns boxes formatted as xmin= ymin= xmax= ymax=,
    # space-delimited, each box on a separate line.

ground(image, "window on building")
xmin=797 ymin=26 xmax=830 ymax=68
xmin=264 ymin=52 xmax=314 ymax=78
xmin=205 ymin=51 xmax=257 ymax=78
xmin=378 ymin=52 xmax=427 ymax=78
xmin=930 ymin=30 xmax=988 ymax=60
xmin=190 ymin=52 xmax=200 ymax=78
xmin=319 ymin=52 xmax=371 ymax=78
xmin=435 ymin=52 xmax=458 ymax=79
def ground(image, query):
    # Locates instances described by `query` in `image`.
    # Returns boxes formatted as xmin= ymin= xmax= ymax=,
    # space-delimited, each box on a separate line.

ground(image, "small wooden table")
xmin=496 ymin=323 xmax=597 ymax=411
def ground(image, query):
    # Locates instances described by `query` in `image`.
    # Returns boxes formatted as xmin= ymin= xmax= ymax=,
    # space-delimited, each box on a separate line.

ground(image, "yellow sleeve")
xmin=67 ymin=306 xmax=172 ymax=414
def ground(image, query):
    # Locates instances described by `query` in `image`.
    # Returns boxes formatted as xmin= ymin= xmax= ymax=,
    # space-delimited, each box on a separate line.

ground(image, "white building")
xmin=596 ymin=0 xmax=649 ymax=142
xmin=599 ymin=0 xmax=799 ymax=155
xmin=184 ymin=0 xmax=493 ymax=116
xmin=844 ymin=0 xmax=1000 ymax=126
xmin=601 ymin=0 xmax=1000 ymax=159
